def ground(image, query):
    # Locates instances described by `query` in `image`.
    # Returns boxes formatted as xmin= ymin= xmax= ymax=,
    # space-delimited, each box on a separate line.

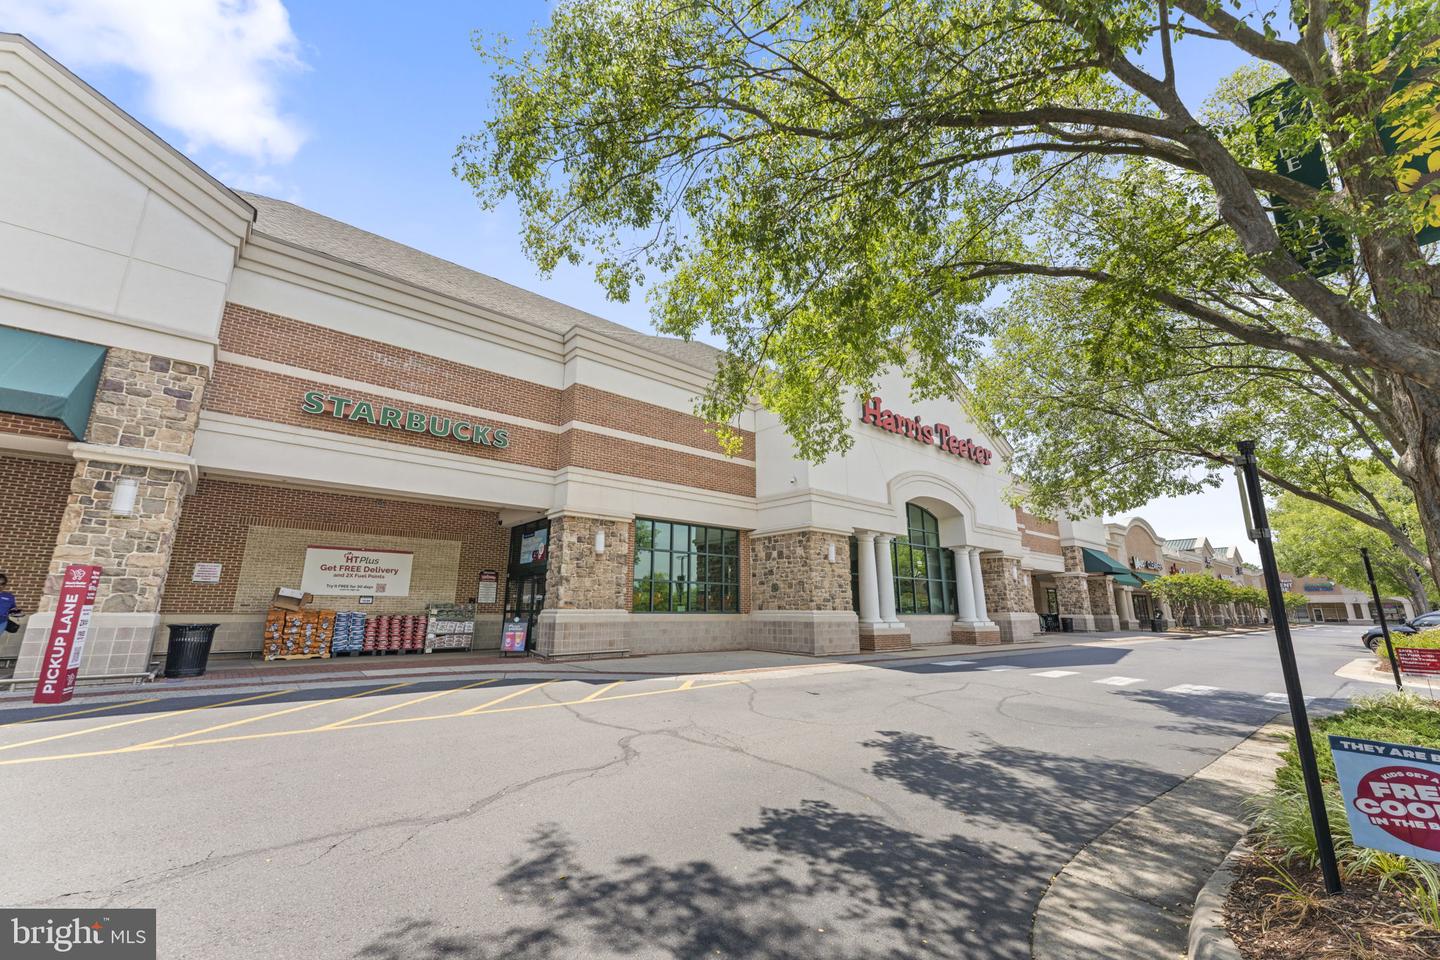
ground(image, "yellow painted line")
xmin=576 ymin=680 xmax=624 ymax=702
xmin=125 ymin=682 xmax=415 ymax=748
xmin=0 ymin=675 xmax=749 ymax=767
xmin=314 ymin=679 xmax=496 ymax=729
xmin=0 ymin=697 xmax=160 ymax=727
xmin=0 ymin=690 xmax=288 ymax=753
xmin=678 ymin=677 xmax=696 ymax=690
xmin=459 ymin=680 xmax=555 ymax=715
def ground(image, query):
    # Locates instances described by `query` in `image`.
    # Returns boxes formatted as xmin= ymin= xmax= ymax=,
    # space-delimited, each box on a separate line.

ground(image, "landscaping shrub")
xmin=1251 ymin=693 xmax=1440 ymax=930
xmin=1375 ymin=625 xmax=1440 ymax=666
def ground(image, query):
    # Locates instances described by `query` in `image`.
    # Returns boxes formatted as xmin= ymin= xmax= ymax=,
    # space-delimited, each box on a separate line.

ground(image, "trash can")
xmin=1151 ymin=615 xmax=1167 ymax=632
xmin=1060 ymin=617 xmax=1074 ymax=633
xmin=163 ymin=624 xmax=219 ymax=678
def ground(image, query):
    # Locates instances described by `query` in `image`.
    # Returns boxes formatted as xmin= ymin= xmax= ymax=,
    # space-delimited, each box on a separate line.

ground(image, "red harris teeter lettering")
xmin=859 ymin=396 xmax=993 ymax=465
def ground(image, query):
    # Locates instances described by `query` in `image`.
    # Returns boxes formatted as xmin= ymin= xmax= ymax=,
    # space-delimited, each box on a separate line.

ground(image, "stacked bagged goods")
xmin=425 ymin=603 xmax=476 ymax=652
xmin=363 ymin=614 xmax=427 ymax=653
xmin=331 ymin=612 xmax=366 ymax=654
xmin=262 ymin=608 xmax=335 ymax=660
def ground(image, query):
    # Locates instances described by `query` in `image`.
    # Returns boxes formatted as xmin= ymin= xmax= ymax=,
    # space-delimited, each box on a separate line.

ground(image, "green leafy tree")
xmin=1282 ymin=591 xmax=1311 ymax=616
xmin=1272 ymin=462 xmax=1435 ymax=616
xmin=1149 ymin=572 xmax=1235 ymax=625
xmin=460 ymin=0 xmax=1440 ymax=592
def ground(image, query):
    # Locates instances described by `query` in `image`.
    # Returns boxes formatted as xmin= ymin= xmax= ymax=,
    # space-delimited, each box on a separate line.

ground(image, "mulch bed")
xmin=1225 ymin=847 xmax=1440 ymax=959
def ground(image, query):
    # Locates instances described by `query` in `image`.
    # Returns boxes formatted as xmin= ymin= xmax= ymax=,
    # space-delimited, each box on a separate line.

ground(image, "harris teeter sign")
xmin=302 ymin=391 xmax=510 ymax=448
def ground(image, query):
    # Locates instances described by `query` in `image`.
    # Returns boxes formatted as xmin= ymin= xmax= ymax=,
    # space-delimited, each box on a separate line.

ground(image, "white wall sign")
xmin=302 ymin=546 xmax=413 ymax=597
xmin=191 ymin=562 xmax=222 ymax=584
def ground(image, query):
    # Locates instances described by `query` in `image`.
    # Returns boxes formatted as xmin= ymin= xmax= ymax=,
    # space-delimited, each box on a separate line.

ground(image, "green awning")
xmin=1081 ymin=547 xmax=1132 ymax=577
xmin=0 ymin=328 xmax=106 ymax=439
xmin=1113 ymin=573 xmax=1145 ymax=587
xmin=1133 ymin=570 xmax=1160 ymax=583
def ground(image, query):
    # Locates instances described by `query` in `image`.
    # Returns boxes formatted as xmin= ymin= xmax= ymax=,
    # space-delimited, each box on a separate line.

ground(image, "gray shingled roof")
xmin=238 ymin=192 xmax=722 ymax=373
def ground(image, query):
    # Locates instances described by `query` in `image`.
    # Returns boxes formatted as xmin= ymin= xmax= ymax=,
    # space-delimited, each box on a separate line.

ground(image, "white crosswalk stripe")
xmin=1262 ymin=692 xmax=1316 ymax=705
xmin=976 ymin=666 xmax=1014 ymax=672
xmin=1094 ymin=676 xmax=1144 ymax=686
xmin=1164 ymin=684 xmax=1221 ymax=695
xmin=935 ymin=660 xmax=976 ymax=666
xmin=1033 ymin=670 xmax=1079 ymax=679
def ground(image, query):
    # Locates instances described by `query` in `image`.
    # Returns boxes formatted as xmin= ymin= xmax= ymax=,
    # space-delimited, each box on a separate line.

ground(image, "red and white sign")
xmin=32 ymin=563 xmax=101 ymax=705
xmin=1397 ymin=646 xmax=1440 ymax=675
xmin=301 ymin=546 xmax=413 ymax=597
xmin=1331 ymin=736 xmax=1440 ymax=861
xmin=860 ymin=396 xmax=993 ymax=465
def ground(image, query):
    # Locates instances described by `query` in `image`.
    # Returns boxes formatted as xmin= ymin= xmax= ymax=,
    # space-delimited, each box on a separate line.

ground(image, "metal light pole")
xmin=1234 ymin=441 xmax=1342 ymax=895
xmin=1360 ymin=547 xmax=1404 ymax=691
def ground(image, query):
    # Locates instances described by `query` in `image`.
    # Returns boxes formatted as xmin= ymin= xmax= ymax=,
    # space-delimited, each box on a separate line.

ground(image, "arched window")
xmin=849 ymin=504 xmax=959 ymax=616
xmin=894 ymin=504 xmax=958 ymax=615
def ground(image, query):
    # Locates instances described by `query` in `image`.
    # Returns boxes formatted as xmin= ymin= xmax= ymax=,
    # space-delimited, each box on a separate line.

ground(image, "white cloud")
xmin=7 ymin=0 xmax=306 ymax=164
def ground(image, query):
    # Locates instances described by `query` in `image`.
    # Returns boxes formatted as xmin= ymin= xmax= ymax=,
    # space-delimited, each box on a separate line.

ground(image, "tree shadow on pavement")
xmin=356 ymin=735 xmax=1176 ymax=960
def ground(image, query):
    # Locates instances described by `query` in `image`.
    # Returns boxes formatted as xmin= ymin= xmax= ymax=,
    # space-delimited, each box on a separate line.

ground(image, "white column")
xmin=876 ymin=535 xmax=900 ymax=624
xmin=856 ymin=531 xmax=881 ymax=625
xmin=969 ymin=548 xmax=991 ymax=623
xmin=954 ymin=546 xmax=978 ymax=622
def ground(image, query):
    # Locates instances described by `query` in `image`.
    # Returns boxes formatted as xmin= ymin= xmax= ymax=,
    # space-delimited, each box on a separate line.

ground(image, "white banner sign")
xmin=301 ymin=546 xmax=413 ymax=597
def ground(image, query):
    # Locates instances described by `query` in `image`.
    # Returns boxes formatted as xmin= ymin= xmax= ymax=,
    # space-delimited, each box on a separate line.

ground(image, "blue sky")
xmin=6 ymin=0 xmax=1267 ymax=553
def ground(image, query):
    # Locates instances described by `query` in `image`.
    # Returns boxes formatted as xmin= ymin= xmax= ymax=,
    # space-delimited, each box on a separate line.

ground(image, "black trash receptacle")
xmin=163 ymin=624 xmax=219 ymax=678
xmin=1151 ymin=615 xmax=1167 ymax=632
xmin=1060 ymin=617 xmax=1074 ymax=633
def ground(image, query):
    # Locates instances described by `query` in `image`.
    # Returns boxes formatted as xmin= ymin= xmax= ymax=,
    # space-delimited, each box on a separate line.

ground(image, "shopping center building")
xmin=1 ymin=36 xmax=1406 ymax=684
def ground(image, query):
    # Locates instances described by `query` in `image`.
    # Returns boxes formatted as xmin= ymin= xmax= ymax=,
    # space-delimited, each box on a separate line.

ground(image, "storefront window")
xmin=848 ymin=506 xmax=959 ymax=616
xmin=633 ymin=519 xmax=741 ymax=613
xmin=893 ymin=504 xmax=957 ymax=615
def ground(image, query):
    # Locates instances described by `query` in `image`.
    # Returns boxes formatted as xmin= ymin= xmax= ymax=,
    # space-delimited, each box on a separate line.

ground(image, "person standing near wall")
xmin=0 ymin=572 xmax=21 ymax=634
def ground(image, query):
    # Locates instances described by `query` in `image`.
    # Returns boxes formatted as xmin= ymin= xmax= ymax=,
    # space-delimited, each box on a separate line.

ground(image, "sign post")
xmin=32 ymin=563 xmax=102 ymax=705
xmin=1361 ymin=547 xmax=1404 ymax=690
xmin=1235 ymin=441 xmax=1342 ymax=894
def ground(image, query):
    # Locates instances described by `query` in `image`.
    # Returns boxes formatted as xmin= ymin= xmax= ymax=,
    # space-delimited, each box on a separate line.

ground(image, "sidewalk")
xmin=1 ymin=628 xmax=1194 ymax=704
xmin=1030 ymin=720 xmax=1290 ymax=959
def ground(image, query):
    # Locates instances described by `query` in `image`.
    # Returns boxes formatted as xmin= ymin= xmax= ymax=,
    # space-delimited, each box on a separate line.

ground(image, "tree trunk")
xmin=1395 ymin=380 xmax=1440 ymax=602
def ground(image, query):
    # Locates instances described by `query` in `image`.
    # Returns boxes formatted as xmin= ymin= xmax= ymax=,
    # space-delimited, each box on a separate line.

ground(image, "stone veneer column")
xmin=14 ymin=350 xmax=206 ymax=681
xmin=748 ymin=529 xmax=859 ymax=656
xmin=1056 ymin=544 xmax=1097 ymax=632
xmin=533 ymin=514 xmax=632 ymax=659
xmin=950 ymin=547 xmax=1002 ymax=645
xmin=978 ymin=555 xmax=1041 ymax=644
xmin=1086 ymin=576 xmax=1120 ymax=631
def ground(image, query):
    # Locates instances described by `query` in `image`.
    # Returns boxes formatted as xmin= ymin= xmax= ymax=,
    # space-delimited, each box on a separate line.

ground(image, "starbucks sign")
xmin=301 ymin=390 xmax=510 ymax=448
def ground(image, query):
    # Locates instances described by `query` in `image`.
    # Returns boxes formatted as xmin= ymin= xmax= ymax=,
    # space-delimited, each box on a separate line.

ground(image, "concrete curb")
xmin=1188 ymin=839 xmax=1247 ymax=960
xmin=1031 ymin=720 xmax=1290 ymax=960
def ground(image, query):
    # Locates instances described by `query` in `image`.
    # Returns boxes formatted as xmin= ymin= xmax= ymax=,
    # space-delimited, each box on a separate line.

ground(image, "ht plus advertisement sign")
xmin=32 ymin=563 xmax=101 ymax=705
xmin=1330 ymin=735 xmax=1440 ymax=863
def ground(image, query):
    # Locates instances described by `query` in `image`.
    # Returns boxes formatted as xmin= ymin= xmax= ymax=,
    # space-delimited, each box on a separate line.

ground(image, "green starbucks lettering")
xmin=301 ymin=391 xmax=512 ymax=449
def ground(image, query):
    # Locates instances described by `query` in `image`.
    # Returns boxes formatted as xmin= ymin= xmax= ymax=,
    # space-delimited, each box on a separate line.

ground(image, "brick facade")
xmin=163 ymin=477 xmax=508 ymax=615
xmin=219 ymin=303 xmax=755 ymax=458
xmin=0 ymin=455 xmax=72 ymax=644
xmin=1015 ymin=508 xmax=1062 ymax=557
xmin=204 ymin=361 xmax=756 ymax=498
xmin=0 ymin=412 xmax=75 ymax=440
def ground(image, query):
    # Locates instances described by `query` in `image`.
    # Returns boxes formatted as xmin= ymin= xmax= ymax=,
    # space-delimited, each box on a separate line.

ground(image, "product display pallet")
xmin=266 ymin=653 xmax=331 ymax=661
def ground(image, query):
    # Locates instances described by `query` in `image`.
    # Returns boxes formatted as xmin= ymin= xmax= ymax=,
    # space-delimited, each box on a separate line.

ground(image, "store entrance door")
xmin=503 ymin=518 xmax=550 ymax=650
xmin=502 ymin=575 xmax=546 ymax=637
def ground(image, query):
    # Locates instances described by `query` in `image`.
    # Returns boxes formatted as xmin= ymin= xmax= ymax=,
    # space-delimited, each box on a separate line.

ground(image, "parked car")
xmin=1362 ymin=610 xmax=1440 ymax=650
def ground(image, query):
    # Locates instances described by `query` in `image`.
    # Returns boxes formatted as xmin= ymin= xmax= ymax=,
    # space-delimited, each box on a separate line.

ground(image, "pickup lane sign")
xmin=1329 ymin=735 xmax=1440 ymax=862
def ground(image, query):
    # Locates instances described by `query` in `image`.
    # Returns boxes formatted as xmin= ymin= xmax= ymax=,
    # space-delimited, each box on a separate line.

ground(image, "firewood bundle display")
xmin=362 ymin=614 xmax=427 ymax=653
xmin=425 ymin=603 xmax=476 ymax=651
xmin=262 ymin=609 xmax=335 ymax=660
